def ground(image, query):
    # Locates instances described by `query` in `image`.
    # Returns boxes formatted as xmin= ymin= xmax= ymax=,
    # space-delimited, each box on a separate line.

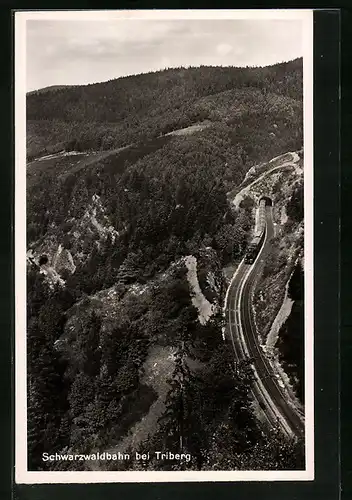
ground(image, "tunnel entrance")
xmin=259 ymin=196 xmax=273 ymax=206
xmin=39 ymin=254 xmax=49 ymax=266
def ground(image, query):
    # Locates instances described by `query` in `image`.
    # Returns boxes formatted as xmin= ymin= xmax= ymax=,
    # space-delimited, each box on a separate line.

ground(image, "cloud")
xmin=216 ymin=43 xmax=233 ymax=56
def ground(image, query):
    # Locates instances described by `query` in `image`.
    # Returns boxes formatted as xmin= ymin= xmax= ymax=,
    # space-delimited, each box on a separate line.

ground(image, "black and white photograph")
xmin=15 ymin=9 xmax=314 ymax=483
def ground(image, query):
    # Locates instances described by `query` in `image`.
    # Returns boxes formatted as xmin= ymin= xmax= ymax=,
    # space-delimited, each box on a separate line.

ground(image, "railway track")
xmin=224 ymin=204 xmax=305 ymax=439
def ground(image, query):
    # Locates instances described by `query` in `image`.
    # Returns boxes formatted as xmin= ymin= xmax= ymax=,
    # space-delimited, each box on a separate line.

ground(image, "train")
xmin=245 ymin=232 xmax=266 ymax=264
xmin=244 ymin=198 xmax=267 ymax=265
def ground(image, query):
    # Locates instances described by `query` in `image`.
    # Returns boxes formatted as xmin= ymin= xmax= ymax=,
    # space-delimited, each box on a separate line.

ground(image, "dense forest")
xmin=27 ymin=60 xmax=304 ymax=471
xmin=27 ymin=59 xmax=302 ymax=160
xmin=277 ymin=260 xmax=305 ymax=404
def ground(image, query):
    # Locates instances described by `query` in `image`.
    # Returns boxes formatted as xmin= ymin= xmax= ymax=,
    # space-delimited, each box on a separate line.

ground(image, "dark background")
xmin=0 ymin=6 xmax=344 ymax=500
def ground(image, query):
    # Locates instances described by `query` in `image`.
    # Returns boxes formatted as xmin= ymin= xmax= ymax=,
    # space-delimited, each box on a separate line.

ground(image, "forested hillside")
xmin=27 ymin=59 xmax=304 ymax=471
xmin=27 ymin=59 xmax=302 ymax=160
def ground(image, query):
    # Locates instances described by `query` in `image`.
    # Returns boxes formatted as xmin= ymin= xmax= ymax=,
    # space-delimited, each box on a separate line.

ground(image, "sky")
xmin=26 ymin=18 xmax=303 ymax=92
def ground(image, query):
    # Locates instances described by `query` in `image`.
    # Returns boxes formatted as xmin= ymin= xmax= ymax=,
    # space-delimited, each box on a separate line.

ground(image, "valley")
xmin=26 ymin=59 xmax=305 ymax=472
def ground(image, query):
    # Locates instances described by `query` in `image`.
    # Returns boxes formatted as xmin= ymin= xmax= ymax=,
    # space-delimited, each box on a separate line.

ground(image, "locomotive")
xmin=245 ymin=198 xmax=267 ymax=265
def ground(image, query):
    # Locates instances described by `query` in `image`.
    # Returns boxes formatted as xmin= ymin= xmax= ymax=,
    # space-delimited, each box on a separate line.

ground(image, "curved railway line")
xmin=224 ymin=202 xmax=305 ymax=439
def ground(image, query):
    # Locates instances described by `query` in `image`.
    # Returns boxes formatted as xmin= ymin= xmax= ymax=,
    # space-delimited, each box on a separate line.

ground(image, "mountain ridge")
xmin=26 ymin=58 xmax=302 ymax=160
xmin=27 ymin=58 xmax=302 ymax=94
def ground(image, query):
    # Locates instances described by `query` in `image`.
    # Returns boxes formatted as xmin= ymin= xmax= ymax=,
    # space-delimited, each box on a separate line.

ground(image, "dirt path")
xmin=232 ymin=152 xmax=301 ymax=208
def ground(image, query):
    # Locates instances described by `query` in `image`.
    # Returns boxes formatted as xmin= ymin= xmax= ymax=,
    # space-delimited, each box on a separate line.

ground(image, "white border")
xmin=15 ymin=9 xmax=314 ymax=484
